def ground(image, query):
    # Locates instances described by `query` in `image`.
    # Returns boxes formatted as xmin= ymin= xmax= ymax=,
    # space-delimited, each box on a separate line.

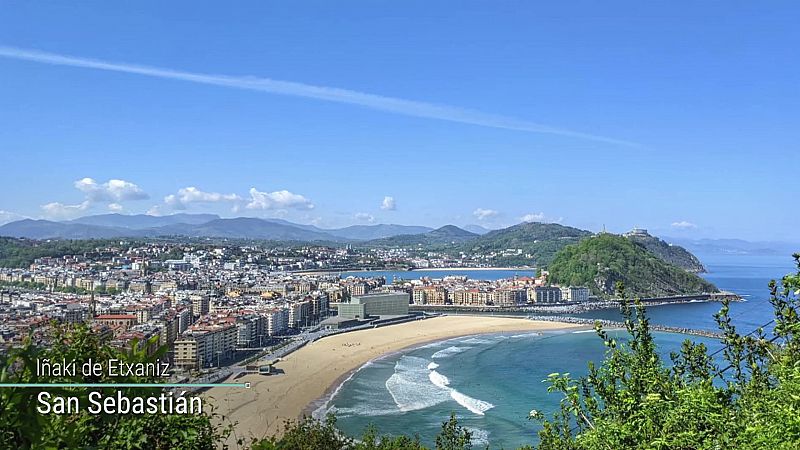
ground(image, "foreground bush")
xmin=535 ymin=254 xmax=800 ymax=449
xmin=0 ymin=325 xmax=231 ymax=450
xmin=252 ymin=413 xmax=470 ymax=450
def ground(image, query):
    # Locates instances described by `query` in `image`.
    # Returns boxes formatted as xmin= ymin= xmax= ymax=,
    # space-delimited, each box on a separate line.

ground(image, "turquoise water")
xmin=326 ymin=253 xmax=797 ymax=448
xmin=324 ymin=330 xmax=718 ymax=448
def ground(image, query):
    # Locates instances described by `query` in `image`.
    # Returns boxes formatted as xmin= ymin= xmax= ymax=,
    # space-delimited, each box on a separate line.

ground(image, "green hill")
xmin=0 ymin=237 xmax=121 ymax=268
xmin=455 ymin=222 xmax=593 ymax=266
xmin=365 ymin=225 xmax=478 ymax=247
xmin=625 ymin=230 xmax=706 ymax=273
xmin=547 ymin=233 xmax=718 ymax=298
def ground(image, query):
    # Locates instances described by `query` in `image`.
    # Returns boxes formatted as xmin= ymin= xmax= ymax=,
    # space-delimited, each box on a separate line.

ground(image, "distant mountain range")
xmin=665 ymin=237 xmax=799 ymax=257
xmin=461 ymin=224 xmax=492 ymax=235
xmin=0 ymin=214 xmax=436 ymax=242
xmin=0 ymin=213 xmax=732 ymax=278
xmin=66 ymin=213 xmax=222 ymax=228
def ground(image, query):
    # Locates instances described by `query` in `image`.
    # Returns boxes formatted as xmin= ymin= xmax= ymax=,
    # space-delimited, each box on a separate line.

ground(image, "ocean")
xmin=324 ymin=253 xmax=798 ymax=448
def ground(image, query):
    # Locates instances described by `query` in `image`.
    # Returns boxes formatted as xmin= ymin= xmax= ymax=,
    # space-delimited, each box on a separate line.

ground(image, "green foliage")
xmin=251 ymin=414 xmax=353 ymax=450
xmin=535 ymin=255 xmax=800 ymax=449
xmin=457 ymin=222 xmax=592 ymax=267
xmin=547 ymin=233 xmax=718 ymax=298
xmin=252 ymin=412 xmax=470 ymax=450
xmin=434 ymin=413 xmax=472 ymax=450
xmin=157 ymin=246 xmax=185 ymax=262
xmin=0 ymin=324 xmax=231 ymax=450
xmin=625 ymin=232 xmax=706 ymax=273
xmin=365 ymin=226 xmax=478 ymax=248
xmin=0 ymin=280 xmax=90 ymax=294
xmin=0 ymin=237 xmax=119 ymax=268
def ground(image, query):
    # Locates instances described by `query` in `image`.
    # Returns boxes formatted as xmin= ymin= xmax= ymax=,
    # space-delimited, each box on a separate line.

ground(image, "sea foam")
xmin=385 ymin=356 xmax=449 ymax=412
xmin=510 ymin=332 xmax=541 ymax=339
xmin=465 ymin=427 xmax=491 ymax=447
xmin=431 ymin=346 xmax=472 ymax=359
xmin=460 ymin=337 xmax=493 ymax=345
xmin=429 ymin=370 xmax=495 ymax=415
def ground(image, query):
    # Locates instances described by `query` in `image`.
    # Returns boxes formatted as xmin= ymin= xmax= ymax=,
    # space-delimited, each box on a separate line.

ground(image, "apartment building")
xmin=412 ymin=286 xmax=448 ymax=305
xmin=174 ymin=322 xmax=237 ymax=370
xmin=533 ymin=286 xmax=562 ymax=304
xmin=561 ymin=286 xmax=591 ymax=303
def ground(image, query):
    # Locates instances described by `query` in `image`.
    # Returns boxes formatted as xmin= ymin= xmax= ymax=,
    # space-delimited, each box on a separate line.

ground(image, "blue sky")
xmin=0 ymin=1 xmax=797 ymax=240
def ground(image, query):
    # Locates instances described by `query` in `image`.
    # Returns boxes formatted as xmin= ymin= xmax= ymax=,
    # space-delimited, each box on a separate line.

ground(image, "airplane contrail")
xmin=0 ymin=46 xmax=636 ymax=146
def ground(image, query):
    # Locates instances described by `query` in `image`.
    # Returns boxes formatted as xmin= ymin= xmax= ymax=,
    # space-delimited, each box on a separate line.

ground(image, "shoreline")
xmin=302 ymin=326 xmax=578 ymax=421
xmin=205 ymin=315 xmax=581 ymax=445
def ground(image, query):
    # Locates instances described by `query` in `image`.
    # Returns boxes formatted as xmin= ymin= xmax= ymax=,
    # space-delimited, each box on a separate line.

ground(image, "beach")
xmin=205 ymin=315 xmax=579 ymax=445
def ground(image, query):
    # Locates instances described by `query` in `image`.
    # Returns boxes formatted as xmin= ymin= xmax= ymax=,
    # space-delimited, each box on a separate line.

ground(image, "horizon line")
xmin=0 ymin=45 xmax=638 ymax=147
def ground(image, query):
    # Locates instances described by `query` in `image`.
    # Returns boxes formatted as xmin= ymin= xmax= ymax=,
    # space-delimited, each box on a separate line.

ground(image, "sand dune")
xmin=205 ymin=315 xmax=579 ymax=447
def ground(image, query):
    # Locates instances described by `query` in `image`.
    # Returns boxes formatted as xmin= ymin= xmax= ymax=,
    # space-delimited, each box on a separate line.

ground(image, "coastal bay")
xmin=205 ymin=315 xmax=581 ymax=445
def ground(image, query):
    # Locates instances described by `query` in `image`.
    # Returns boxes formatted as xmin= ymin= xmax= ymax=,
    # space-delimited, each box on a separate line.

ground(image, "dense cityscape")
xmin=0 ymin=239 xmax=595 ymax=376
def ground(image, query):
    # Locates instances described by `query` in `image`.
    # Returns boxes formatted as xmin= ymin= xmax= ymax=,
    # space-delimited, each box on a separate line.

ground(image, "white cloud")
xmin=355 ymin=212 xmax=375 ymax=223
xmin=74 ymin=177 xmax=148 ymax=202
xmin=246 ymin=188 xmax=314 ymax=210
xmin=671 ymin=221 xmax=697 ymax=229
xmin=520 ymin=212 xmax=563 ymax=224
xmin=164 ymin=187 xmax=242 ymax=209
xmin=41 ymin=201 xmax=90 ymax=219
xmin=520 ymin=212 xmax=546 ymax=223
xmin=0 ymin=210 xmax=27 ymax=225
xmin=146 ymin=205 xmax=163 ymax=216
xmin=0 ymin=46 xmax=638 ymax=147
xmin=39 ymin=177 xmax=146 ymax=220
xmin=473 ymin=208 xmax=499 ymax=221
xmin=163 ymin=194 xmax=185 ymax=210
xmin=380 ymin=196 xmax=396 ymax=211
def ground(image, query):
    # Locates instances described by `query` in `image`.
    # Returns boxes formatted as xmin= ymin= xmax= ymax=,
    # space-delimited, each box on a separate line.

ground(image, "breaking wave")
xmin=510 ymin=332 xmax=541 ymax=338
xmin=431 ymin=346 xmax=472 ymax=359
xmin=385 ymin=356 xmax=450 ymax=412
xmin=460 ymin=337 xmax=493 ymax=345
xmin=428 ymin=370 xmax=495 ymax=415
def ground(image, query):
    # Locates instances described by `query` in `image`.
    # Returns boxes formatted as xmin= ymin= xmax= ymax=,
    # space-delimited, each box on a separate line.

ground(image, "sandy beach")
xmin=206 ymin=315 xmax=579 ymax=446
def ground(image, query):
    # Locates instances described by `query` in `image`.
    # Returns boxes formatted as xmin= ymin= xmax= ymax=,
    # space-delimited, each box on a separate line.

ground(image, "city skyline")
xmin=1 ymin=2 xmax=798 ymax=240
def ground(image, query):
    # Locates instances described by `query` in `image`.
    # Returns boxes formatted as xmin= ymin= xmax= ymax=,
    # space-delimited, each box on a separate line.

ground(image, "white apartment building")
xmin=265 ymin=308 xmax=289 ymax=336
xmin=561 ymin=286 xmax=591 ymax=303
xmin=174 ymin=323 xmax=237 ymax=370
